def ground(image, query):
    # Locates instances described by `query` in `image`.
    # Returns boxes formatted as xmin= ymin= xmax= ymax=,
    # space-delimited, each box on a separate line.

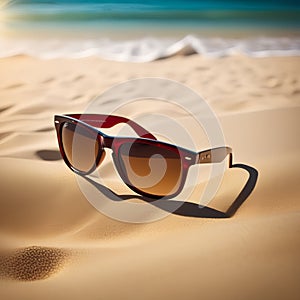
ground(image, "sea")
xmin=1 ymin=0 xmax=300 ymax=61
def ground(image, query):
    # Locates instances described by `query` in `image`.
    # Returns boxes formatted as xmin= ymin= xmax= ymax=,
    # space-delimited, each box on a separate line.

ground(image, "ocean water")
xmin=4 ymin=0 xmax=300 ymax=30
xmin=1 ymin=0 xmax=300 ymax=61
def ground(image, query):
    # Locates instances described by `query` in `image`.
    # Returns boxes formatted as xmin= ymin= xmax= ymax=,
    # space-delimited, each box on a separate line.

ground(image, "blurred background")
xmin=0 ymin=0 xmax=299 ymax=61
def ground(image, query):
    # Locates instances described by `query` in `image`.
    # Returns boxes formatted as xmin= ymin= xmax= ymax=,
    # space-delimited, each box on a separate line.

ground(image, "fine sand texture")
xmin=0 ymin=55 xmax=299 ymax=300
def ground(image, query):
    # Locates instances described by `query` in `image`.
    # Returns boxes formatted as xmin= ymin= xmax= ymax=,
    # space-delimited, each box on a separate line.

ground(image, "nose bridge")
xmin=102 ymin=136 xmax=114 ymax=149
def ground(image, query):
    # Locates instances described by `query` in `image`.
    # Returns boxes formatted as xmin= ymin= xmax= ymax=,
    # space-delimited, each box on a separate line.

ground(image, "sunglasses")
xmin=54 ymin=114 xmax=233 ymax=199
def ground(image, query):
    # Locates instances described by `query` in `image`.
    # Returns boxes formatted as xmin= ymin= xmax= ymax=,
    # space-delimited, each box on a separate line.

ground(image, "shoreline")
xmin=0 ymin=34 xmax=300 ymax=62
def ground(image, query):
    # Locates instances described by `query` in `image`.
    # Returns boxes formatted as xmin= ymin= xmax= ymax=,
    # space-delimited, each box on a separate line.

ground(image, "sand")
xmin=0 ymin=55 xmax=299 ymax=299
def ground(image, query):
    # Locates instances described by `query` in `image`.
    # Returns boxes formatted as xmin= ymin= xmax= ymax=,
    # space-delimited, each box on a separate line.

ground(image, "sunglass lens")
xmin=61 ymin=122 xmax=103 ymax=173
xmin=118 ymin=141 xmax=183 ymax=197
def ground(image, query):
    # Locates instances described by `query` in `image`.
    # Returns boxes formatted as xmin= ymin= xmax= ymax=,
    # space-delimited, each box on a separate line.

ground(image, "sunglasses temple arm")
xmin=196 ymin=147 xmax=233 ymax=168
xmin=65 ymin=114 xmax=157 ymax=140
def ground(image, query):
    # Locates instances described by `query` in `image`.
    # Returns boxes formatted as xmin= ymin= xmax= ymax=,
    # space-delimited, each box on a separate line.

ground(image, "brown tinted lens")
xmin=62 ymin=122 xmax=101 ymax=173
xmin=118 ymin=142 xmax=183 ymax=197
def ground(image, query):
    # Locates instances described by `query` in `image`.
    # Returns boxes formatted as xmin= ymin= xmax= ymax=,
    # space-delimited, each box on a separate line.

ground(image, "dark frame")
xmin=54 ymin=114 xmax=233 ymax=199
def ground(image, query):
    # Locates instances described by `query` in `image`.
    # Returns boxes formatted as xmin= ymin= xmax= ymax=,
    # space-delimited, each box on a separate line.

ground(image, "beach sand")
xmin=0 ymin=55 xmax=299 ymax=299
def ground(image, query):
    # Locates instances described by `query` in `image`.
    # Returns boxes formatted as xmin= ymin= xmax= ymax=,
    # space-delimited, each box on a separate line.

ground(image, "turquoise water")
xmin=4 ymin=0 xmax=300 ymax=32
xmin=1 ymin=1 xmax=300 ymax=60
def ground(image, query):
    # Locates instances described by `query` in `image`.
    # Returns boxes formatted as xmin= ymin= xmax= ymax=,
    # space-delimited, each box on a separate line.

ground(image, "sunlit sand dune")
xmin=0 ymin=54 xmax=299 ymax=299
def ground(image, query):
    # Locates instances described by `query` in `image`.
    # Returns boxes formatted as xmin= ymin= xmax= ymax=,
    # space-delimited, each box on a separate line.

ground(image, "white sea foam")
xmin=1 ymin=35 xmax=299 ymax=62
